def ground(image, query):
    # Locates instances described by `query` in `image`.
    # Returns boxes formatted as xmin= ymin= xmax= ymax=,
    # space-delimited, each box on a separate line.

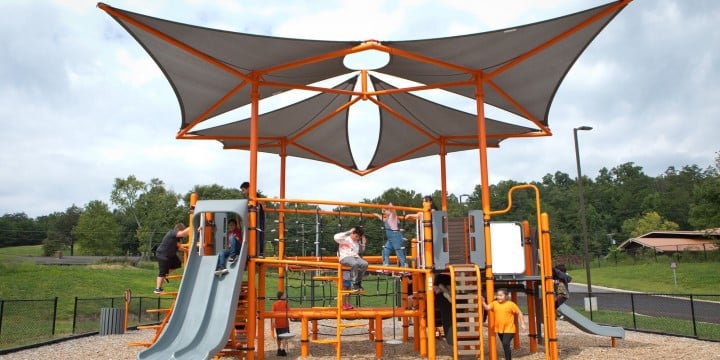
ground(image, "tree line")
xmin=1 ymin=153 xmax=718 ymax=260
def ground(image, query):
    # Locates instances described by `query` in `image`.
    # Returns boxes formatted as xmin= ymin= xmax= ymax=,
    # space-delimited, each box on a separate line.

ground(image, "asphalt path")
xmin=566 ymin=283 xmax=720 ymax=324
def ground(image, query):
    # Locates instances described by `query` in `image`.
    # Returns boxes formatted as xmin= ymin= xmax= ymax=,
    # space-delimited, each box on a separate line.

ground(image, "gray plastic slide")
xmin=557 ymin=303 xmax=625 ymax=339
xmin=138 ymin=200 xmax=249 ymax=360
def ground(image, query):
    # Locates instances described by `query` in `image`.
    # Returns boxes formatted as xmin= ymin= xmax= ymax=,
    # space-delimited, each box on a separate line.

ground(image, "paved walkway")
xmin=17 ymin=256 xmax=141 ymax=265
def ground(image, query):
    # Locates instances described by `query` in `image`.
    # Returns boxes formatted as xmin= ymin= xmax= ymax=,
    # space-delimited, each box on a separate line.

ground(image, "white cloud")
xmin=0 ymin=0 xmax=718 ymax=218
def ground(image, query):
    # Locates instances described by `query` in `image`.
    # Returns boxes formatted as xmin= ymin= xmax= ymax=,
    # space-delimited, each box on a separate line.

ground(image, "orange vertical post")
xmin=184 ymin=193 xmax=198 ymax=263
xmin=203 ymin=212 xmax=214 ymax=256
xmin=522 ymin=220 xmax=538 ymax=353
xmin=374 ymin=314 xmax=383 ymax=358
xmin=475 ymin=74 xmax=497 ymax=359
xmin=439 ymin=142 xmax=448 ymax=211
xmin=301 ymin=316 xmax=309 ymax=358
xmin=540 ymin=213 xmax=558 ymax=359
xmin=245 ymin=77 xmax=260 ymax=360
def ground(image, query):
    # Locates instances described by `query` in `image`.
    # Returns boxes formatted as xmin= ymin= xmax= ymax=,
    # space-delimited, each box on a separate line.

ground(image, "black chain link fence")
xmin=565 ymin=292 xmax=720 ymax=341
xmin=0 ymin=298 xmax=57 ymax=349
xmin=0 ymin=296 xmax=174 ymax=351
xmin=2 ymin=291 xmax=719 ymax=351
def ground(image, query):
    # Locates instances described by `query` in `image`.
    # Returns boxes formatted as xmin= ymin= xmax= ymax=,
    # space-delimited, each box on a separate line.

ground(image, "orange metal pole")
xmin=375 ymin=314 xmax=383 ymax=358
xmin=540 ymin=213 xmax=558 ymax=359
xmin=425 ymin=273 xmax=436 ymax=360
xmin=523 ymin=220 xmax=538 ymax=353
xmin=203 ymin=213 xmax=214 ymax=256
xmin=301 ymin=316 xmax=309 ymax=358
xmin=246 ymin=77 xmax=260 ymax=360
xmin=475 ymin=74 xmax=497 ymax=360
xmin=439 ymin=141 xmax=448 ymax=211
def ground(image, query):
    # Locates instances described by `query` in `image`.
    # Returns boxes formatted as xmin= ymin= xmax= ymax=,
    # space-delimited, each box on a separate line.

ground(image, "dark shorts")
xmin=158 ymin=256 xmax=181 ymax=277
xmin=275 ymin=327 xmax=289 ymax=337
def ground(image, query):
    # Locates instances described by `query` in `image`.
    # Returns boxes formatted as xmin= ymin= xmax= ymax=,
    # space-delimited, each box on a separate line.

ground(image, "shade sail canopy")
xmin=190 ymin=76 xmax=361 ymax=170
xmin=98 ymin=1 xmax=630 ymax=174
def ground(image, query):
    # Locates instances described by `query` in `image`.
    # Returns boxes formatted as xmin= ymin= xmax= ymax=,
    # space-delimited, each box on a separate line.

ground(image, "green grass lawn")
xmin=567 ymin=261 xmax=720 ymax=294
xmin=0 ymin=245 xmax=718 ymax=349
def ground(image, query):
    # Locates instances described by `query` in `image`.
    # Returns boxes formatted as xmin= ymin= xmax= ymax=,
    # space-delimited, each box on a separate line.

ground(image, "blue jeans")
xmin=381 ymin=230 xmax=407 ymax=266
xmin=340 ymin=256 xmax=368 ymax=287
xmin=216 ymin=239 xmax=241 ymax=270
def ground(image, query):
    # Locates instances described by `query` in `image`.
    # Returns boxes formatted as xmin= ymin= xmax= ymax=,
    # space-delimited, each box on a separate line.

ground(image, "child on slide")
xmin=215 ymin=219 xmax=242 ymax=276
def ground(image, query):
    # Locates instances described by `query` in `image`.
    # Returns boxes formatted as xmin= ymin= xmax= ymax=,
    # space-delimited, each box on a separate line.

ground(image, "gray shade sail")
xmin=381 ymin=1 xmax=627 ymax=127
xmin=190 ymin=76 xmax=360 ymax=170
xmin=98 ymin=1 xmax=630 ymax=173
xmin=99 ymin=3 xmax=356 ymax=129
xmin=368 ymin=75 xmax=536 ymax=170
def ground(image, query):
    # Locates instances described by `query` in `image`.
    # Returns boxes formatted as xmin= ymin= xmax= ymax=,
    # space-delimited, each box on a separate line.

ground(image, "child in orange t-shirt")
xmin=271 ymin=291 xmax=290 ymax=357
xmin=482 ymin=288 xmax=527 ymax=360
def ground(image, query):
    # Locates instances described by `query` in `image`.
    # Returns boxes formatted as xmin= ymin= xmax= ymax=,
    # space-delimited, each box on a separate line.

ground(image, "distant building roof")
xmin=618 ymin=230 xmax=719 ymax=253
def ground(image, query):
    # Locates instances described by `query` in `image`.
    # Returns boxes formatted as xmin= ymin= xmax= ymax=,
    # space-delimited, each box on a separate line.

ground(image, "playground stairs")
xmin=215 ymin=281 xmax=251 ymax=359
xmin=448 ymin=264 xmax=484 ymax=360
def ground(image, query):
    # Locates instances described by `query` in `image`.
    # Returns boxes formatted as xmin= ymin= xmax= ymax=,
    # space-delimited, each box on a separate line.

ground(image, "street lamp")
xmin=573 ymin=125 xmax=593 ymax=315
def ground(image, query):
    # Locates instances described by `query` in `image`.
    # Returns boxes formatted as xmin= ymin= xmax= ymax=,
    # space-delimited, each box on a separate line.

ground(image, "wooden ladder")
xmin=448 ymin=264 xmax=484 ymax=360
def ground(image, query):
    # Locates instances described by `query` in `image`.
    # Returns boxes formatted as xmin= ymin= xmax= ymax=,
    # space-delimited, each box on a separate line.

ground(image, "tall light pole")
xmin=573 ymin=125 xmax=593 ymax=315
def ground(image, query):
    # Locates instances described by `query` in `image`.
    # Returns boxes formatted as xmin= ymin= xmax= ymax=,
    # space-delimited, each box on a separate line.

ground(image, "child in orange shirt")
xmin=482 ymin=288 xmax=527 ymax=360
xmin=271 ymin=291 xmax=290 ymax=356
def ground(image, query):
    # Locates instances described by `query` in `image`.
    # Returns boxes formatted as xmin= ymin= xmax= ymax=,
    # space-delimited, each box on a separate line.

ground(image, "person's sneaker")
xmin=214 ymin=268 xmax=229 ymax=276
xmin=342 ymin=303 xmax=354 ymax=310
xmin=280 ymin=349 xmax=287 ymax=356
xmin=228 ymin=255 xmax=238 ymax=264
xmin=153 ymin=288 xmax=163 ymax=294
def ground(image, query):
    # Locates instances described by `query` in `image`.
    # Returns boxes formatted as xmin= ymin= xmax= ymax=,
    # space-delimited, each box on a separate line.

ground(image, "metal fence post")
xmin=0 ymin=299 xmax=4 ymax=336
xmin=52 ymin=297 xmax=58 ymax=335
xmin=690 ymin=295 xmax=698 ymax=337
xmin=630 ymin=293 xmax=637 ymax=329
xmin=72 ymin=296 xmax=78 ymax=334
xmin=138 ymin=296 xmax=143 ymax=326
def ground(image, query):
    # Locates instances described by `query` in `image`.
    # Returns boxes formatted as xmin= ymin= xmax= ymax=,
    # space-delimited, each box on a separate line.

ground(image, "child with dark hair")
xmin=214 ymin=219 xmax=242 ymax=276
xmin=271 ymin=291 xmax=290 ymax=356
xmin=553 ymin=264 xmax=571 ymax=309
xmin=154 ymin=223 xmax=190 ymax=294
xmin=334 ymin=226 xmax=368 ymax=292
xmin=482 ymin=288 xmax=527 ymax=360
xmin=423 ymin=195 xmax=439 ymax=211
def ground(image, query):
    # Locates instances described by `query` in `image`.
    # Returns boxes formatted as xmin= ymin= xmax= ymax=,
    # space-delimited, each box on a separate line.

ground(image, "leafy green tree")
xmin=72 ymin=200 xmax=120 ymax=256
xmin=655 ymin=165 xmax=706 ymax=229
xmin=111 ymin=176 xmax=186 ymax=256
xmin=0 ymin=213 xmax=43 ymax=247
xmin=135 ymin=179 xmax=185 ymax=255
xmin=689 ymin=152 xmax=720 ymax=230
xmin=621 ymin=211 xmax=680 ymax=238
xmin=45 ymin=205 xmax=82 ymax=255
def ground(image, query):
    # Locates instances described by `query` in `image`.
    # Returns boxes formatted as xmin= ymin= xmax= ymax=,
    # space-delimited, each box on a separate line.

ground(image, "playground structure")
xmin=98 ymin=1 xmax=634 ymax=359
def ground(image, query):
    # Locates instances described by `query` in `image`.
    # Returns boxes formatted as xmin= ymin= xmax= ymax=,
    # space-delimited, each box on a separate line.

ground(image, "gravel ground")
xmin=3 ymin=318 xmax=720 ymax=359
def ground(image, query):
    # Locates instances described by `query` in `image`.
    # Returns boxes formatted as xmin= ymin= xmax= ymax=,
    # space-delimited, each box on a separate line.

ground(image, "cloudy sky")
xmin=1 ymin=0 xmax=718 ymax=218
